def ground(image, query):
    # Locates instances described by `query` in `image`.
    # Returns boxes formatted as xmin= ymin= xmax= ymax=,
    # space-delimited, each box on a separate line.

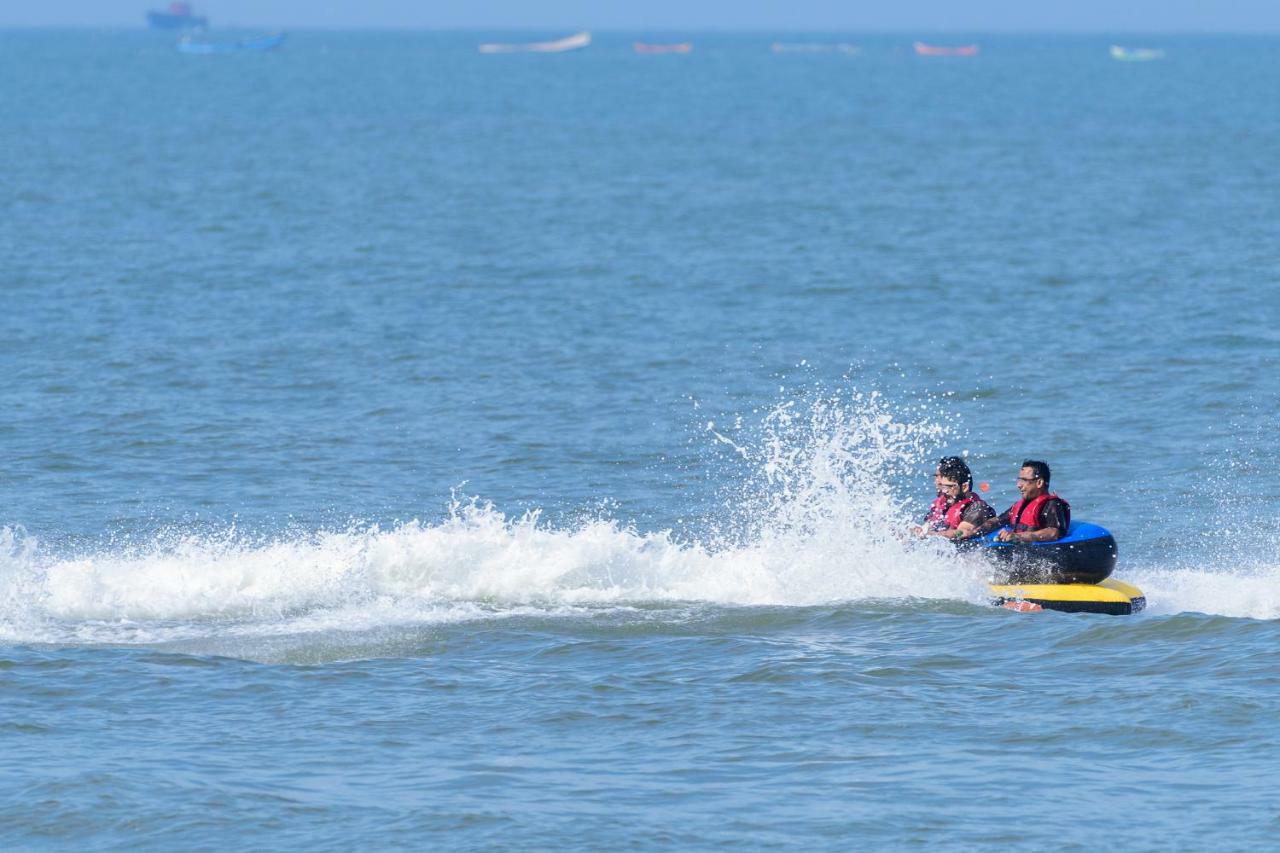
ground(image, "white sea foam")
xmin=0 ymin=390 xmax=992 ymax=644
xmin=1128 ymin=562 xmax=1280 ymax=620
xmin=1 ymin=390 xmax=1272 ymax=647
xmin=0 ymin=505 xmax=991 ymax=646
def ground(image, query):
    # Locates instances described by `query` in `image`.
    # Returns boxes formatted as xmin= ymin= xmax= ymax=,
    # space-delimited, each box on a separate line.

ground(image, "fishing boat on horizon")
xmin=478 ymin=31 xmax=591 ymax=54
xmin=634 ymin=42 xmax=692 ymax=54
xmin=771 ymin=42 xmax=859 ymax=54
xmin=1110 ymin=45 xmax=1165 ymax=61
xmin=913 ymin=41 xmax=979 ymax=57
xmin=177 ymin=32 xmax=287 ymax=54
xmin=146 ymin=2 xmax=207 ymax=29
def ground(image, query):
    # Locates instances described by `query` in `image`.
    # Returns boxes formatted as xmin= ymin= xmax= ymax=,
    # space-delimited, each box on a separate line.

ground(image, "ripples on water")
xmin=3 ymin=608 xmax=1277 ymax=848
xmin=2 ymin=500 xmax=1278 ymax=846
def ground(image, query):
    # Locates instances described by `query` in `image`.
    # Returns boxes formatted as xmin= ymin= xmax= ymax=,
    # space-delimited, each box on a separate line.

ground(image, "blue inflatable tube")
xmin=967 ymin=521 xmax=1117 ymax=585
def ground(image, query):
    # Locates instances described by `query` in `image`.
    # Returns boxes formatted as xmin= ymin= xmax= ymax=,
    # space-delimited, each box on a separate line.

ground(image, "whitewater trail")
xmin=2 ymin=390 xmax=1274 ymax=646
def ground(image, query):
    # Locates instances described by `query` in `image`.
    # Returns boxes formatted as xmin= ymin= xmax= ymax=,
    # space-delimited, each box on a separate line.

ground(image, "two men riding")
xmin=920 ymin=457 xmax=1070 ymax=543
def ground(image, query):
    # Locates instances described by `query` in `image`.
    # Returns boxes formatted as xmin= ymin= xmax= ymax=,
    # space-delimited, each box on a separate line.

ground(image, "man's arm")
xmin=1003 ymin=526 xmax=1060 ymax=543
xmin=973 ymin=507 xmax=1009 ymax=536
xmin=946 ymin=502 xmax=998 ymax=539
xmin=928 ymin=520 xmax=980 ymax=539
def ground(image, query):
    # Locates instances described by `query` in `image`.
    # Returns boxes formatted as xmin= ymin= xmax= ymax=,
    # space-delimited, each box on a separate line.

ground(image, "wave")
xmin=1 ymin=389 xmax=1274 ymax=649
xmin=0 ymin=504 xmax=992 ymax=647
xmin=0 ymin=389 xmax=985 ymax=645
xmin=1127 ymin=562 xmax=1280 ymax=620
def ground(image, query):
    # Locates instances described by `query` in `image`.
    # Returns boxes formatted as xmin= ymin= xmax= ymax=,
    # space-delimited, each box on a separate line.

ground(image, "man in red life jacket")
xmin=977 ymin=459 xmax=1071 ymax=543
xmin=918 ymin=456 xmax=995 ymax=541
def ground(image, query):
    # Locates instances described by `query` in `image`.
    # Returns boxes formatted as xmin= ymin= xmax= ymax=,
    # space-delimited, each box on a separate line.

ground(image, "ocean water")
xmin=2 ymin=30 xmax=1278 ymax=848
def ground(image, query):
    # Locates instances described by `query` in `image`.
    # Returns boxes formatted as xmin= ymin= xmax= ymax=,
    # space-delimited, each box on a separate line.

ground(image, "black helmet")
xmin=937 ymin=456 xmax=972 ymax=488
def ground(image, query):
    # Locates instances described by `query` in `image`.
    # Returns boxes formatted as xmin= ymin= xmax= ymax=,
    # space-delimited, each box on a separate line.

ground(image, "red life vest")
xmin=926 ymin=494 xmax=948 ymax=525
xmin=928 ymin=493 xmax=983 ymax=530
xmin=1006 ymin=493 xmax=1070 ymax=534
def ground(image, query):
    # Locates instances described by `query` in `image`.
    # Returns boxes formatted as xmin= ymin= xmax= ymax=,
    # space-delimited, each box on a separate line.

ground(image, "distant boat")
xmin=913 ymin=41 xmax=980 ymax=57
xmin=771 ymin=42 xmax=859 ymax=54
xmin=147 ymin=2 xmax=207 ymax=29
xmin=478 ymin=31 xmax=591 ymax=54
xmin=1110 ymin=45 xmax=1165 ymax=61
xmin=634 ymin=42 xmax=693 ymax=54
xmin=177 ymin=32 xmax=286 ymax=54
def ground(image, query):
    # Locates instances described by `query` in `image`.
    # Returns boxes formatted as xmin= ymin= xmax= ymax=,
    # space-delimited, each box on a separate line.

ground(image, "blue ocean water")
xmin=2 ymin=30 xmax=1278 ymax=848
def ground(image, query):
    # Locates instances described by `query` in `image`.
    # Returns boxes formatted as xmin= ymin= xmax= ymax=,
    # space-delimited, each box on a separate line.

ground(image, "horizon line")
xmin=3 ymin=24 xmax=1280 ymax=36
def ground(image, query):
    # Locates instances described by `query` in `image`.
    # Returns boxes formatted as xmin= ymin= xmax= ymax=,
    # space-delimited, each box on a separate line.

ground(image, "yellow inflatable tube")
xmin=989 ymin=578 xmax=1146 ymax=615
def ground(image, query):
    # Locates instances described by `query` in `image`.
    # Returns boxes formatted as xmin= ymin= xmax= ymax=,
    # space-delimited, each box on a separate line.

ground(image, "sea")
xmin=1 ymin=30 xmax=1278 ymax=849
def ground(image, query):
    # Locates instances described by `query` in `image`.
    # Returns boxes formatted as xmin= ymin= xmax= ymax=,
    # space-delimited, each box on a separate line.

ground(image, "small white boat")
xmin=478 ymin=31 xmax=591 ymax=54
xmin=1110 ymin=45 xmax=1165 ymax=61
xmin=770 ymin=42 xmax=859 ymax=54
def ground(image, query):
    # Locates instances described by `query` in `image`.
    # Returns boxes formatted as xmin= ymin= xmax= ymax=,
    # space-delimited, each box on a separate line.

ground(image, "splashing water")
xmin=709 ymin=388 xmax=951 ymax=543
xmin=2 ymin=388 xmax=1274 ymax=649
xmin=0 ymin=389 xmax=1000 ymax=646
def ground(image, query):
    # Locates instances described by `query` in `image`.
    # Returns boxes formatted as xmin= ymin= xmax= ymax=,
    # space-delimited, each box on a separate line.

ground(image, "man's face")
xmin=937 ymin=478 xmax=962 ymax=502
xmin=934 ymin=471 xmax=944 ymax=494
xmin=1015 ymin=466 xmax=1043 ymax=499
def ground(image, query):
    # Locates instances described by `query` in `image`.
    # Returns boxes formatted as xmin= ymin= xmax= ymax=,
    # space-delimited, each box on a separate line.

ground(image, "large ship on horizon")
xmin=146 ymin=2 xmax=208 ymax=29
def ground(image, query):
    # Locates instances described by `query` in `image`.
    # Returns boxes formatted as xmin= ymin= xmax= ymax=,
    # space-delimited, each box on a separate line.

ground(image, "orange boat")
xmin=634 ymin=42 xmax=693 ymax=54
xmin=913 ymin=41 xmax=979 ymax=57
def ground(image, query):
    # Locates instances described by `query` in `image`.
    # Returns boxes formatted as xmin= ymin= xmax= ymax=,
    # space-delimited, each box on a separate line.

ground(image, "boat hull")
xmin=147 ymin=11 xmax=207 ymax=29
xmin=177 ymin=33 xmax=286 ymax=54
xmin=1111 ymin=45 xmax=1165 ymax=61
xmin=989 ymin=578 xmax=1147 ymax=615
xmin=478 ymin=31 xmax=591 ymax=54
xmin=634 ymin=43 xmax=693 ymax=54
xmin=914 ymin=42 xmax=979 ymax=57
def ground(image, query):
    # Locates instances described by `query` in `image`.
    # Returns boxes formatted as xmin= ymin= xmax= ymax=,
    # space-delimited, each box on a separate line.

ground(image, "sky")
xmin=4 ymin=0 xmax=1279 ymax=32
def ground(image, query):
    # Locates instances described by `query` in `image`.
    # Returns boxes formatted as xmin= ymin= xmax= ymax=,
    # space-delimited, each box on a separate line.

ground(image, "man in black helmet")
xmin=917 ymin=456 xmax=995 ymax=541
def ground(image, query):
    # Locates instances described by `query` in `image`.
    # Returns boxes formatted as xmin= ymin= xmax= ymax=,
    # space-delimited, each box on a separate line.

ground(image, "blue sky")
xmin=5 ymin=1 xmax=1279 ymax=32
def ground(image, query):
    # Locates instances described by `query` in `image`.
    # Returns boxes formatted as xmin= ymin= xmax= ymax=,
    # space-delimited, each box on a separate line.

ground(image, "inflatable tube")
xmin=988 ymin=578 xmax=1146 ymax=616
xmin=967 ymin=521 xmax=1117 ymax=585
